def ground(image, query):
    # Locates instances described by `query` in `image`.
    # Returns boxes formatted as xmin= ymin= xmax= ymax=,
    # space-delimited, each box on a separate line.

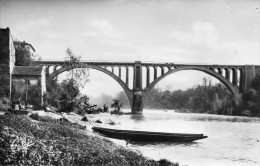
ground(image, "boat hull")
xmin=92 ymin=127 xmax=208 ymax=142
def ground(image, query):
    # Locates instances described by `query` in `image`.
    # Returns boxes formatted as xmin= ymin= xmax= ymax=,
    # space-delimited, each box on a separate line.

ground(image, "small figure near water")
xmin=110 ymin=99 xmax=123 ymax=115
xmin=103 ymin=104 xmax=109 ymax=112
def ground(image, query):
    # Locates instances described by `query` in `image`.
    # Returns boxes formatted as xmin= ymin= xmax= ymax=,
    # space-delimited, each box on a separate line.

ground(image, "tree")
xmin=115 ymin=91 xmax=130 ymax=108
xmin=64 ymin=48 xmax=89 ymax=88
xmin=211 ymin=93 xmax=222 ymax=113
xmin=242 ymin=73 xmax=260 ymax=116
xmin=44 ymin=79 xmax=61 ymax=108
xmin=13 ymin=41 xmax=34 ymax=66
xmin=45 ymin=48 xmax=89 ymax=113
xmin=143 ymin=77 xmax=234 ymax=114
xmin=27 ymin=83 xmax=41 ymax=108
xmin=111 ymin=99 xmax=123 ymax=112
xmin=77 ymin=95 xmax=91 ymax=113
xmin=251 ymin=74 xmax=260 ymax=91
xmin=58 ymin=79 xmax=80 ymax=112
xmin=202 ymin=77 xmax=207 ymax=88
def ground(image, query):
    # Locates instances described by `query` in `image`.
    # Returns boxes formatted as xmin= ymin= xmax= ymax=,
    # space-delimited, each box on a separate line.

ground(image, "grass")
xmin=0 ymin=114 xmax=178 ymax=166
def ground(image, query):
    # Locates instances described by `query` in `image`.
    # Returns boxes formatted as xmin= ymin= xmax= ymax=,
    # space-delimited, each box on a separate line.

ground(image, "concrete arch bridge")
xmin=33 ymin=60 xmax=260 ymax=114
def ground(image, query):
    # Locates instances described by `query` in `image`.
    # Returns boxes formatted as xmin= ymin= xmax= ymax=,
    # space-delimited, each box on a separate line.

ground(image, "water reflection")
xmin=130 ymin=114 xmax=146 ymax=122
xmin=139 ymin=110 xmax=260 ymax=123
xmin=114 ymin=109 xmax=260 ymax=166
xmin=183 ymin=115 xmax=260 ymax=123
xmin=129 ymin=140 xmax=198 ymax=147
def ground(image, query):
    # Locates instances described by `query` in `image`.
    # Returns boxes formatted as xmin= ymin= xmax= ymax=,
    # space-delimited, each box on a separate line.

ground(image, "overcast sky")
xmin=1 ymin=0 xmax=259 ymax=98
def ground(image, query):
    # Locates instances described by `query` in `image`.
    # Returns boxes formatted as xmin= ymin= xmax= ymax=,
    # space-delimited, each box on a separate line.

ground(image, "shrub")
xmin=106 ymin=119 xmax=116 ymax=125
xmin=158 ymin=159 xmax=178 ymax=166
xmin=0 ymin=96 xmax=11 ymax=111
xmin=29 ymin=113 xmax=58 ymax=123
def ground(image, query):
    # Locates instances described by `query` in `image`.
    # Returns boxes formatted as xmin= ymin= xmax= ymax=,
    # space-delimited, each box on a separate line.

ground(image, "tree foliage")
xmin=111 ymin=99 xmax=123 ymax=112
xmin=64 ymin=48 xmax=89 ymax=88
xmin=242 ymin=73 xmax=260 ymax=116
xmin=13 ymin=41 xmax=33 ymax=66
xmin=115 ymin=91 xmax=130 ymax=107
xmin=144 ymin=78 xmax=234 ymax=114
xmin=76 ymin=95 xmax=91 ymax=114
xmin=58 ymin=79 xmax=80 ymax=113
xmin=45 ymin=49 xmax=90 ymax=113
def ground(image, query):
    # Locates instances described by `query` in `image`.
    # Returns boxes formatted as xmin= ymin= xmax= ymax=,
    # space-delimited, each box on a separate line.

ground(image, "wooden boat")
xmin=92 ymin=126 xmax=208 ymax=142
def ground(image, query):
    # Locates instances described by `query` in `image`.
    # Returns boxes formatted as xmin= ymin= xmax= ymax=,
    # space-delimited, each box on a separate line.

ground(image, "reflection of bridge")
xmin=33 ymin=60 xmax=260 ymax=114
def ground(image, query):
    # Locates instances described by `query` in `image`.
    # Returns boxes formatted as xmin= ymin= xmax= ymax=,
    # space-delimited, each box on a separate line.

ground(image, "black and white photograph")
xmin=0 ymin=0 xmax=260 ymax=165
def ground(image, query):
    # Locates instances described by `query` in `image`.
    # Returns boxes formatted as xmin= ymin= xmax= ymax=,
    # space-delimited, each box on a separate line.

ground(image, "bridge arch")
xmin=145 ymin=66 xmax=241 ymax=105
xmin=47 ymin=64 xmax=133 ymax=107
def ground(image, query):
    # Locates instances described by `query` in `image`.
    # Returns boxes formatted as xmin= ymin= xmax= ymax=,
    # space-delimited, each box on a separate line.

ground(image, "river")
xmin=103 ymin=109 xmax=260 ymax=166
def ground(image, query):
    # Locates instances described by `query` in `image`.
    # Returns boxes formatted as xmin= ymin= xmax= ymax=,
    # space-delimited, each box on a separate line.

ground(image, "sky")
xmin=0 ymin=0 xmax=260 ymax=98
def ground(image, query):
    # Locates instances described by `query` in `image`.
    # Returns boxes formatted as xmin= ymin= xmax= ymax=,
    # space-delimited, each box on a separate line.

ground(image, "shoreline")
xmin=0 ymin=110 xmax=179 ymax=165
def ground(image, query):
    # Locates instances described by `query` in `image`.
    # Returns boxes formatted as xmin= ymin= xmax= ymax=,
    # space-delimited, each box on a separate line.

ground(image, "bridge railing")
xmin=34 ymin=59 xmax=247 ymax=67
xmin=35 ymin=59 xmax=136 ymax=64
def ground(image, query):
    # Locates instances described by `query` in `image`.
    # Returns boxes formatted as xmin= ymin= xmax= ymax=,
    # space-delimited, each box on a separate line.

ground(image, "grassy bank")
xmin=0 ymin=113 xmax=177 ymax=166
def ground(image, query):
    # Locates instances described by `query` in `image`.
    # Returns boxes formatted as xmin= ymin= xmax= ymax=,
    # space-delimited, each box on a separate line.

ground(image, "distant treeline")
xmin=144 ymin=78 xmax=234 ymax=115
xmin=115 ymin=78 xmax=234 ymax=114
xmin=95 ymin=74 xmax=260 ymax=117
xmin=241 ymin=73 xmax=260 ymax=117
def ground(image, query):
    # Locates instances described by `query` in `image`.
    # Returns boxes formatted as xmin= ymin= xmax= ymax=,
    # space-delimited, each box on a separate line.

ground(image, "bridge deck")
xmin=33 ymin=59 xmax=251 ymax=67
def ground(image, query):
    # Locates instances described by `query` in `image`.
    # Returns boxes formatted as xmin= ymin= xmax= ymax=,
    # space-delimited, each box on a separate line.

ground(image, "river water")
xmin=104 ymin=109 xmax=260 ymax=166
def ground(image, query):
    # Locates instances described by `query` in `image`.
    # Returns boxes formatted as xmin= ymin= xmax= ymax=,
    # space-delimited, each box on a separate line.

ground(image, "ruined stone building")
xmin=13 ymin=40 xmax=35 ymax=66
xmin=0 ymin=27 xmax=46 ymax=107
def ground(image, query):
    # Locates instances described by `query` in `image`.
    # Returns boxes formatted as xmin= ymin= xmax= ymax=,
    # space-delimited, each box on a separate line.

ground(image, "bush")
xmin=158 ymin=159 xmax=178 ymax=166
xmin=0 ymin=96 xmax=11 ymax=111
xmin=28 ymin=114 xmax=85 ymax=131
xmin=106 ymin=119 xmax=116 ymax=125
xmin=29 ymin=113 xmax=57 ymax=123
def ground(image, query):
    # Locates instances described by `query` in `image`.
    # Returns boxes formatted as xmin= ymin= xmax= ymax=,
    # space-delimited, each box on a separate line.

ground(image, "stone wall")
xmin=0 ymin=28 xmax=11 ymax=97
xmin=0 ymin=28 xmax=15 ymax=97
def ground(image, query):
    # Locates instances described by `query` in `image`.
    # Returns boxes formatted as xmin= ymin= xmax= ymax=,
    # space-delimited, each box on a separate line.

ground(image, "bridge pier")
xmin=130 ymin=91 xmax=144 ymax=114
xmin=131 ymin=61 xmax=145 ymax=114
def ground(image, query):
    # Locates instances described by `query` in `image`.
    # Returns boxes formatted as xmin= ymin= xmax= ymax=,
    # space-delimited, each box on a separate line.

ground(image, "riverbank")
xmin=0 ymin=111 xmax=178 ymax=165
